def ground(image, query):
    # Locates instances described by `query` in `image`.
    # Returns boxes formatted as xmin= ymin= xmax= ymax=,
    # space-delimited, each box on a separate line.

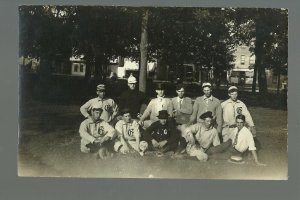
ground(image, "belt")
xmin=228 ymin=124 xmax=237 ymax=128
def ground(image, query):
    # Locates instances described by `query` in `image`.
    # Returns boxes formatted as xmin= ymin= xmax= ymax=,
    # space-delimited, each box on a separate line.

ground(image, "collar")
xmin=157 ymin=96 xmax=165 ymax=100
xmin=228 ymin=99 xmax=241 ymax=103
xmin=177 ymin=96 xmax=184 ymax=102
xmin=203 ymin=96 xmax=213 ymax=101
xmin=97 ymin=97 xmax=106 ymax=101
xmin=87 ymin=118 xmax=102 ymax=124
xmin=203 ymin=125 xmax=213 ymax=131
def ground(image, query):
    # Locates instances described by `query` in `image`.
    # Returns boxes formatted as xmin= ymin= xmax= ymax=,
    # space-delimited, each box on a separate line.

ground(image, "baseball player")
xmin=184 ymin=111 xmax=227 ymax=161
xmin=79 ymin=104 xmax=117 ymax=160
xmin=80 ymin=84 xmax=118 ymax=124
xmin=114 ymin=108 xmax=148 ymax=156
xmin=119 ymin=75 xmax=148 ymax=119
xmin=142 ymin=110 xmax=183 ymax=157
xmin=221 ymin=86 xmax=256 ymax=142
xmin=227 ymin=114 xmax=265 ymax=166
xmin=139 ymin=83 xmax=173 ymax=129
xmin=188 ymin=82 xmax=223 ymax=137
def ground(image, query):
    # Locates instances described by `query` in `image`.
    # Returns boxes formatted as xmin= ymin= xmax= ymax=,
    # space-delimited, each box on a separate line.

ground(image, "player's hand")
xmin=138 ymin=120 xmax=144 ymax=127
xmin=152 ymin=139 xmax=159 ymax=148
xmin=137 ymin=113 xmax=141 ymax=119
xmin=99 ymin=136 xmax=110 ymax=144
xmin=158 ymin=140 xmax=167 ymax=148
xmin=186 ymin=134 xmax=195 ymax=145
xmin=94 ymin=138 xmax=102 ymax=144
xmin=120 ymin=145 xmax=130 ymax=154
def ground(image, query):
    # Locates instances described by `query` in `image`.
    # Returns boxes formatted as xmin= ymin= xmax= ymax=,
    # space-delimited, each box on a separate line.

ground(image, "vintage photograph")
xmin=18 ymin=6 xmax=288 ymax=179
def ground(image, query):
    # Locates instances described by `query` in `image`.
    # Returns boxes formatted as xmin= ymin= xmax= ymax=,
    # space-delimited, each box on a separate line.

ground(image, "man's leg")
xmin=206 ymin=139 xmax=232 ymax=155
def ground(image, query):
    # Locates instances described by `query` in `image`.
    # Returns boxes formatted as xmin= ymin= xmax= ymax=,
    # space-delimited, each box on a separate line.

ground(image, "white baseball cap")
xmin=128 ymin=75 xmax=137 ymax=84
xmin=228 ymin=86 xmax=238 ymax=92
xmin=202 ymin=82 xmax=212 ymax=88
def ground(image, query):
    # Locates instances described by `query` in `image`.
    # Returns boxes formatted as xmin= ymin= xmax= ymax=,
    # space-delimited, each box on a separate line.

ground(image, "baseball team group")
xmin=78 ymin=75 xmax=266 ymax=166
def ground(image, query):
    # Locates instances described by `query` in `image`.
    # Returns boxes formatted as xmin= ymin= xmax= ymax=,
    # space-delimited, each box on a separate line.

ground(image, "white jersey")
xmin=115 ymin=119 xmax=140 ymax=141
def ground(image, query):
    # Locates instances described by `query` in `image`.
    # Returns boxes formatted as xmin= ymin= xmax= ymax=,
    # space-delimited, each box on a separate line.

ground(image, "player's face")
xmin=156 ymin=89 xmax=165 ymax=97
xmin=159 ymin=119 xmax=167 ymax=125
xmin=176 ymin=88 xmax=185 ymax=98
xmin=236 ymin=118 xmax=245 ymax=130
xmin=92 ymin=110 xmax=102 ymax=121
xmin=229 ymin=91 xmax=238 ymax=101
xmin=122 ymin=113 xmax=132 ymax=123
xmin=203 ymin=118 xmax=212 ymax=129
xmin=128 ymin=83 xmax=136 ymax=90
xmin=203 ymin=87 xmax=212 ymax=97
xmin=97 ymin=90 xmax=105 ymax=98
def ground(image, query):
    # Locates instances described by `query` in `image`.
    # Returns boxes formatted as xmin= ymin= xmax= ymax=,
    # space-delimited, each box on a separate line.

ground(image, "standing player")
xmin=114 ymin=108 xmax=148 ymax=156
xmin=171 ymin=84 xmax=193 ymax=125
xmin=139 ymin=83 xmax=173 ymax=128
xmin=80 ymin=84 xmax=118 ymax=124
xmin=221 ymin=86 xmax=256 ymax=142
xmin=119 ymin=75 xmax=148 ymax=119
xmin=188 ymin=82 xmax=222 ymax=137
xmin=79 ymin=104 xmax=117 ymax=160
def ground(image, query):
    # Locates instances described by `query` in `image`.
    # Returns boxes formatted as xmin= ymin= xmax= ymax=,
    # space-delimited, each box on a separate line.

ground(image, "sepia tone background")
xmin=0 ymin=0 xmax=299 ymax=200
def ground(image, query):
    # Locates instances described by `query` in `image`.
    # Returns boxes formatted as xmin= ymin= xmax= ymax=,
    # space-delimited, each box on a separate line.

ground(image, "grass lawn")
xmin=18 ymin=100 xmax=287 ymax=179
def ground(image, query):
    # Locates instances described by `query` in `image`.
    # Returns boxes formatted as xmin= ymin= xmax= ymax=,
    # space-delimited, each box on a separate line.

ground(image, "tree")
xmin=139 ymin=9 xmax=149 ymax=92
xmin=231 ymin=8 xmax=288 ymax=98
xmin=71 ymin=6 xmax=141 ymax=83
xmin=147 ymin=8 xmax=235 ymax=84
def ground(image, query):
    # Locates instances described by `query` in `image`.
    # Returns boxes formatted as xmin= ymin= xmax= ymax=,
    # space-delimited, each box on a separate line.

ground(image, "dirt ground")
xmin=18 ymin=100 xmax=287 ymax=180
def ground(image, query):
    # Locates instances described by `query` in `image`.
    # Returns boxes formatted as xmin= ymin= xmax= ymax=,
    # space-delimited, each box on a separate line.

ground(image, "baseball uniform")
xmin=80 ymin=97 xmax=118 ymax=123
xmin=79 ymin=118 xmax=116 ymax=153
xmin=114 ymin=119 xmax=142 ymax=151
xmin=221 ymin=99 xmax=255 ymax=141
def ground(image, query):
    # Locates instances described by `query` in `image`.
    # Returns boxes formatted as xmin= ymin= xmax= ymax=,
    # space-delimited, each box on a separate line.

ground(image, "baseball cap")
xmin=200 ymin=111 xmax=213 ymax=120
xmin=228 ymin=86 xmax=238 ymax=93
xmin=91 ymin=104 xmax=103 ymax=111
xmin=97 ymin=84 xmax=106 ymax=91
xmin=202 ymin=82 xmax=212 ymax=88
xmin=128 ymin=75 xmax=137 ymax=84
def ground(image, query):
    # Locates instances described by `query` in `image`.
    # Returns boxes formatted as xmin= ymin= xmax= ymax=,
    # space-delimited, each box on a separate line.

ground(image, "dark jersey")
xmin=119 ymin=89 xmax=148 ymax=118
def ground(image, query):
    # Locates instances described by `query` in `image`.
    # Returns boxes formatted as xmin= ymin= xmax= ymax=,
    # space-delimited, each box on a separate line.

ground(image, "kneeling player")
xmin=114 ymin=108 xmax=148 ymax=156
xmin=79 ymin=104 xmax=117 ymax=159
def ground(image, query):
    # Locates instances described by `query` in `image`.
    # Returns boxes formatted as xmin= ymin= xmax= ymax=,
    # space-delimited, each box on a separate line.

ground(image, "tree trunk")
xmin=139 ymin=9 xmax=149 ymax=93
xmin=252 ymin=62 xmax=258 ymax=93
xmin=276 ymin=69 xmax=281 ymax=95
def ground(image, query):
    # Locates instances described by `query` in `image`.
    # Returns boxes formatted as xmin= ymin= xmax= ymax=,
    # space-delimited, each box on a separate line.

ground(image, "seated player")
xmin=114 ymin=108 xmax=148 ymax=156
xmin=142 ymin=110 xmax=184 ymax=156
xmin=226 ymin=114 xmax=265 ymax=166
xmin=183 ymin=111 xmax=226 ymax=161
xmin=79 ymin=104 xmax=117 ymax=160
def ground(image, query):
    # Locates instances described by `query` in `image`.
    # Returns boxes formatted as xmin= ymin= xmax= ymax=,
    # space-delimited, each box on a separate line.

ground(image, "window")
xmin=74 ymin=63 xmax=79 ymax=72
xmin=241 ymin=55 xmax=245 ymax=65
xmin=249 ymin=56 xmax=255 ymax=65
xmin=80 ymin=64 xmax=84 ymax=72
